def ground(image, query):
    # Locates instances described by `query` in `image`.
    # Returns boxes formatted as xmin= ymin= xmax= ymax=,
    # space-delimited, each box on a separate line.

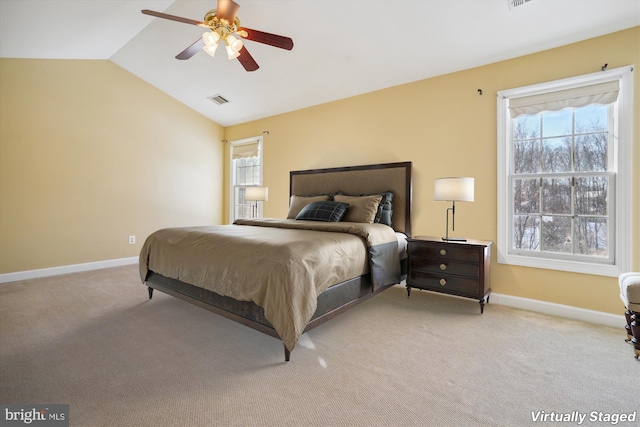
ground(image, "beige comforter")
xmin=139 ymin=219 xmax=401 ymax=351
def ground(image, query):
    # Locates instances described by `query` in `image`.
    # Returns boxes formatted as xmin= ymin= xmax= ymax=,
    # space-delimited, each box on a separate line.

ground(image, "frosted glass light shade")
xmin=202 ymin=31 xmax=220 ymax=56
xmin=202 ymin=31 xmax=220 ymax=57
xmin=227 ymin=36 xmax=243 ymax=52
xmin=203 ymin=43 xmax=219 ymax=57
xmin=203 ymin=31 xmax=220 ymax=45
xmin=225 ymin=44 xmax=240 ymax=59
xmin=434 ymin=177 xmax=474 ymax=202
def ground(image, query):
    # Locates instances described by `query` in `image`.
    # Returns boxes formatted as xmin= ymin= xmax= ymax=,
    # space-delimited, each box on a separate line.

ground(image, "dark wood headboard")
xmin=289 ymin=162 xmax=412 ymax=236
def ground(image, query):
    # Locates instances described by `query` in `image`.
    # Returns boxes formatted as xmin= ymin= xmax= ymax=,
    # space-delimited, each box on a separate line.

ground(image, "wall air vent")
xmin=207 ymin=94 xmax=229 ymax=105
xmin=508 ymin=0 xmax=533 ymax=9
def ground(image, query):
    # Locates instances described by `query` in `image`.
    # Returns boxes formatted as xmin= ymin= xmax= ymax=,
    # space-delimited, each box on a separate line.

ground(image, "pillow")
xmin=295 ymin=201 xmax=349 ymax=222
xmin=333 ymin=194 xmax=383 ymax=223
xmin=287 ymin=195 xmax=330 ymax=219
xmin=373 ymin=191 xmax=394 ymax=226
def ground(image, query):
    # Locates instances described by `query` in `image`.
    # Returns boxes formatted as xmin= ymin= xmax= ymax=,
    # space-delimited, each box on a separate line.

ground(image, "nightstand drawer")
xmin=410 ymin=243 xmax=480 ymax=263
xmin=409 ymin=270 xmax=480 ymax=296
xmin=410 ymin=258 xmax=479 ymax=278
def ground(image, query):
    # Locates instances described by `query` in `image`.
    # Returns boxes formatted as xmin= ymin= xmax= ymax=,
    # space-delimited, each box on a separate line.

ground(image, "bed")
xmin=139 ymin=161 xmax=412 ymax=361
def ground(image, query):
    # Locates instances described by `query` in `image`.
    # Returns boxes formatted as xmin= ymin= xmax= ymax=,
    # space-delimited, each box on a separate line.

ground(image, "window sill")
xmin=497 ymin=251 xmax=623 ymax=277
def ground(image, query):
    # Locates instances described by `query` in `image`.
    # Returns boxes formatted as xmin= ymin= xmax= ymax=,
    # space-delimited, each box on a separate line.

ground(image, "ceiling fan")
xmin=142 ymin=0 xmax=294 ymax=72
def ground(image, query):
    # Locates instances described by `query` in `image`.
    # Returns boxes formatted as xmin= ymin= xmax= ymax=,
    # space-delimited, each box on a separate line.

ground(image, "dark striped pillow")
xmin=295 ymin=201 xmax=349 ymax=222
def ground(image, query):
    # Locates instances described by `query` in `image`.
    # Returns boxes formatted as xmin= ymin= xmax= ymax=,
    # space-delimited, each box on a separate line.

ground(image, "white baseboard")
xmin=1 ymin=266 xmax=626 ymax=329
xmin=491 ymin=292 xmax=625 ymax=329
xmin=0 ymin=257 xmax=139 ymax=284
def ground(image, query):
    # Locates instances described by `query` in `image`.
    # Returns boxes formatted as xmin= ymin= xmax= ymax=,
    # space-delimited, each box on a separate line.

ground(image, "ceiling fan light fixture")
xmin=203 ymin=31 xmax=220 ymax=46
xmin=225 ymin=36 xmax=244 ymax=52
xmin=202 ymin=31 xmax=221 ymax=57
xmin=203 ymin=43 xmax=219 ymax=57
xmin=225 ymin=43 xmax=240 ymax=59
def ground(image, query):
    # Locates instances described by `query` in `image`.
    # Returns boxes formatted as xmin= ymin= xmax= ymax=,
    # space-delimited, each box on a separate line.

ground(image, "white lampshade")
xmin=203 ymin=31 xmax=220 ymax=46
xmin=203 ymin=43 xmax=219 ymax=57
xmin=227 ymin=36 xmax=243 ymax=52
xmin=245 ymin=186 xmax=268 ymax=202
xmin=434 ymin=177 xmax=474 ymax=202
xmin=225 ymin=44 xmax=240 ymax=59
xmin=202 ymin=31 xmax=220 ymax=57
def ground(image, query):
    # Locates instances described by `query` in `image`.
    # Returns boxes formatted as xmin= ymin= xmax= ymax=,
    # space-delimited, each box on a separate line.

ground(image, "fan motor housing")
xmin=204 ymin=9 xmax=241 ymax=28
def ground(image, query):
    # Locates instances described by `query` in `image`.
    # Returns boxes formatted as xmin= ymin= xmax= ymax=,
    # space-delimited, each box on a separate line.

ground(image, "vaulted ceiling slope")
xmin=1 ymin=0 xmax=638 ymax=126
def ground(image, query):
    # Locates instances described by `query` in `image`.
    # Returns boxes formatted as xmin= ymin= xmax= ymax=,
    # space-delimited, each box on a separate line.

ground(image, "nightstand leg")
xmin=479 ymin=290 xmax=491 ymax=314
xmin=406 ymin=286 xmax=411 ymax=298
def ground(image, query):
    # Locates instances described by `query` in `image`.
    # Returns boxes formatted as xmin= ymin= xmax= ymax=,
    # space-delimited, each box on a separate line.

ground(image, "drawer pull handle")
xmin=440 ymin=278 xmax=446 ymax=286
xmin=439 ymin=263 xmax=447 ymax=271
xmin=440 ymin=249 xmax=447 ymax=256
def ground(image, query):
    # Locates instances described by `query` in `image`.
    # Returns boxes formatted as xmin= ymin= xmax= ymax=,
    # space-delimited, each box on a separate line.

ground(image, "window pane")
xmin=237 ymin=161 xmax=246 ymax=183
xmin=513 ymin=114 xmax=540 ymax=174
xmin=542 ymin=110 xmax=572 ymax=137
xmin=541 ymin=137 xmax=571 ymax=172
xmin=575 ymin=176 xmax=608 ymax=216
xmin=575 ymin=104 xmax=607 ymax=133
xmin=514 ymin=140 xmax=539 ymax=174
xmin=513 ymin=215 xmax=539 ymax=250
xmin=234 ymin=186 xmax=251 ymax=219
xmin=513 ymin=179 xmax=539 ymax=214
xmin=575 ymin=217 xmax=608 ymax=257
xmin=542 ymin=178 xmax=571 ymax=214
xmin=575 ymin=133 xmax=608 ymax=172
xmin=541 ymin=216 xmax=571 ymax=253
xmin=513 ymin=114 xmax=541 ymax=139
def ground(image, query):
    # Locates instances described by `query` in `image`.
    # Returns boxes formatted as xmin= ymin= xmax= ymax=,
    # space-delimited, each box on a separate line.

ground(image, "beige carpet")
xmin=1 ymin=265 xmax=638 ymax=427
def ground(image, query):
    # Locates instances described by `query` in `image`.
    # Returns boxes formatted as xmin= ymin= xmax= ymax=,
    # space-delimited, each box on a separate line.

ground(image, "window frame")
xmin=228 ymin=136 xmax=264 ymax=223
xmin=497 ymin=66 xmax=633 ymax=277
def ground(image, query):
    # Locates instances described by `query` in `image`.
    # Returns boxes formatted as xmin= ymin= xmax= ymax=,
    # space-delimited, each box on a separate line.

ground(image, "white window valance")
xmin=508 ymin=80 xmax=619 ymax=118
xmin=231 ymin=141 xmax=260 ymax=159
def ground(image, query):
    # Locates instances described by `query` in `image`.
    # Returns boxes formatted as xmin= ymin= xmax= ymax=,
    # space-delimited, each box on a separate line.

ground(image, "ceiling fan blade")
xmin=216 ymin=0 xmax=241 ymax=22
xmin=176 ymin=38 xmax=205 ymax=60
xmin=141 ymin=9 xmax=206 ymax=27
xmin=239 ymin=27 xmax=294 ymax=50
xmin=237 ymin=46 xmax=259 ymax=72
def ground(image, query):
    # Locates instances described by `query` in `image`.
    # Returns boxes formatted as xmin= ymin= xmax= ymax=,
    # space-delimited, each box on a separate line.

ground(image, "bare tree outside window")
xmin=511 ymin=104 xmax=611 ymax=258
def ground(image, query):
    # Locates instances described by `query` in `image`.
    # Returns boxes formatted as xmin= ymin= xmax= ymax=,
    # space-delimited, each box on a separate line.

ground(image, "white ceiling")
xmin=1 ymin=0 xmax=638 ymax=126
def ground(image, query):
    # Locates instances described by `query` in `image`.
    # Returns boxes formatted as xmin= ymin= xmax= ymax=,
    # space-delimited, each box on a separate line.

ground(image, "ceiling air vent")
xmin=207 ymin=94 xmax=229 ymax=105
xmin=508 ymin=0 xmax=533 ymax=9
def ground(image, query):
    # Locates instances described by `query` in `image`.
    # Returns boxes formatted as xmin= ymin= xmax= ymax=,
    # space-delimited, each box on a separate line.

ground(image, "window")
xmin=229 ymin=136 xmax=263 ymax=222
xmin=497 ymin=66 xmax=633 ymax=277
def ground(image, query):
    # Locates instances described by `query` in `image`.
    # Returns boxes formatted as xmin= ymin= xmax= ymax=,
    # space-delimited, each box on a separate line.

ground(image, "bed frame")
xmin=145 ymin=161 xmax=412 ymax=361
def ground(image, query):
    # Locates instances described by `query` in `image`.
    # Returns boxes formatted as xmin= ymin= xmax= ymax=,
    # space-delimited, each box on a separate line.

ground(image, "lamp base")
xmin=442 ymin=237 xmax=467 ymax=242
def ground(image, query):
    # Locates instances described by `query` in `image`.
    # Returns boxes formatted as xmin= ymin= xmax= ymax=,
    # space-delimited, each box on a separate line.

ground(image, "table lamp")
xmin=434 ymin=177 xmax=474 ymax=241
xmin=245 ymin=186 xmax=268 ymax=218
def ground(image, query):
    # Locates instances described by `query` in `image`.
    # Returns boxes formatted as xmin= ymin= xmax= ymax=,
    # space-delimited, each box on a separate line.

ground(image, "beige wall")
xmin=1 ymin=28 xmax=637 ymax=315
xmin=0 ymin=59 xmax=225 ymax=273
xmin=224 ymin=27 xmax=640 ymax=315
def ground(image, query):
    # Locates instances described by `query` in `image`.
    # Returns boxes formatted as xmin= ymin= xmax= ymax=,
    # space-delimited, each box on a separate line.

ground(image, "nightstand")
xmin=406 ymin=236 xmax=492 ymax=313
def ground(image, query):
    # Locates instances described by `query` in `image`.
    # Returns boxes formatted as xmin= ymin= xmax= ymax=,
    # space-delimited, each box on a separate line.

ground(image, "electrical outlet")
xmin=129 ymin=235 xmax=136 ymax=245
